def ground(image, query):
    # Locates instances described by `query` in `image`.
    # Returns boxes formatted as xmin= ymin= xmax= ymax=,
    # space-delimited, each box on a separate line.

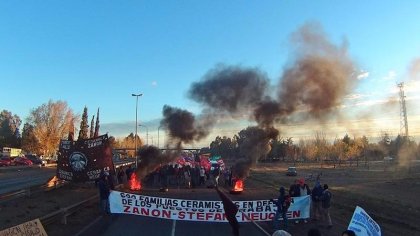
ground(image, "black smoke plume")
xmin=135 ymin=146 xmax=178 ymax=179
xmin=160 ymin=105 xmax=213 ymax=147
xmin=276 ymin=22 xmax=357 ymax=120
xmin=233 ymin=126 xmax=279 ymax=179
xmin=188 ymin=65 xmax=269 ymax=115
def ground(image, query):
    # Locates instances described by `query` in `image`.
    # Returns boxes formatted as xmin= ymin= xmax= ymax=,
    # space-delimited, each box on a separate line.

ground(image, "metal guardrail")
xmin=39 ymin=184 xmax=124 ymax=226
xmin=40 ymin=194 xmax=99 ymax=225
xmin=0 ymin=178 xmax=67 ymax=203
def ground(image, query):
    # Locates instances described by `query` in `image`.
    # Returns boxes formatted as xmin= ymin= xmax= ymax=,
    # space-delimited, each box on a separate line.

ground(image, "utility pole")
xmin=397 ymin=83 xmax=409 ymax=138
xmin=132 ymin=93 xmax=143 ymax=168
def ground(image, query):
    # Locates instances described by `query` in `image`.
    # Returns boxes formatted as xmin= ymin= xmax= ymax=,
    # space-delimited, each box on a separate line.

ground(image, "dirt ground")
xmin=1 ymin=161 xmax=419 ymax=236
xmin=249 ymin=161 xmax=420 ymax=236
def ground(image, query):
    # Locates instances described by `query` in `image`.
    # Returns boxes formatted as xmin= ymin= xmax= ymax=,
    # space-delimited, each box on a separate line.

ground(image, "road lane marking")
xmin=171 ymin=220 xmax=176 ymax=236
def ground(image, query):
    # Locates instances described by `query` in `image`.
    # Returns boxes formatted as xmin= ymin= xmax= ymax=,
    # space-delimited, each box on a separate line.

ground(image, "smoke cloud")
xmin=135 ymin=146 xmax=179 ymax=179
xmin=276 ymin=23 xmax=357 ymax=120
xmin=233 ymin=126 xmax=279 ymax=179
xmin=408 ymin=57 xmax=420 ymax=80
xmin=188 ymin=65 xmax=269 ymax=115
xmin=137 ymin=22 xmax=359 ymax=182
xmin=160 ymin=105 xmax=213 ymax=147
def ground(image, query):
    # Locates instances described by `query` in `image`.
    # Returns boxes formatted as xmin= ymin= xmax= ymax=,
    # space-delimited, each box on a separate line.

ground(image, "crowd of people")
xmin=97 ymin=164 xmax=353 ymax=235
xmin=135 ymin=163 xmax=232 ymax=190
xmin=272 ymin=178 xmax=335 ymax=235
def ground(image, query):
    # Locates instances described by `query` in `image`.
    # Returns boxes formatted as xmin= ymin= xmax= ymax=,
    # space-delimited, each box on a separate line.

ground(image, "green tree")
xmin=90 ymin=115 xmax=95 ymax=138
xmin=94 ymin=108 xmax=100 ymax=137
xmin=209 ymin=136 xmax=237 ymax=160
xmin=0 ymin=110 xmax=22 ymax=148
xmin=21 ymin=123 xmax=41 ymax=154
xmin=78 ymin=106 xmax=89 ymax=140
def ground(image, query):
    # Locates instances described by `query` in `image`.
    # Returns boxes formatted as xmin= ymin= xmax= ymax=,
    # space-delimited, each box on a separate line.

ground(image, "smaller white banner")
xmin=0 ymin=218 xmax=47 ymax=236
xmin=348 ymin=206 xmax=381 ymax=236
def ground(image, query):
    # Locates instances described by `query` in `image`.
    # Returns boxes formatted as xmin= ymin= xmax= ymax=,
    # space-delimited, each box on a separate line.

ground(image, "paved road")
xmin=0 ymin=166 xmax=56 ymax=194
xmin=0 ymin=160 xmax=133 ymax=195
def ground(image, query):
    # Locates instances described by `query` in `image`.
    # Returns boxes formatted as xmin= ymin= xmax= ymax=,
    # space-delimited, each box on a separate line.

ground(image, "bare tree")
xmin=27 ymin=100 xmax=77 ymax=157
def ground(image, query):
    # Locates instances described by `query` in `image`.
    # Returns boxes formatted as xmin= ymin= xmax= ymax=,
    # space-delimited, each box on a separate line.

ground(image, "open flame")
xmin=129 ymin=172 xmax=141 ymax=191
xmin=230 ymin=179 xmax=244 ymax=194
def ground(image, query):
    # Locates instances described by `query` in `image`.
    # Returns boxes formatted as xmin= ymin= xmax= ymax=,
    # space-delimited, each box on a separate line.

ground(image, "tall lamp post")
xmin=139 ymin=124 xmax=149 ymax=146
xmin=132 ymin=93 xmax=143 ymax=168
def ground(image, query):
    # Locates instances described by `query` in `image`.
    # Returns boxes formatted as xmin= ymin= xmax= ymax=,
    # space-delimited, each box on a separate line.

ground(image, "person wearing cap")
xmin=271 ymin=186 xmax=291 ymax=231
xmin=295 ymin=178 xmax=311 ymax=223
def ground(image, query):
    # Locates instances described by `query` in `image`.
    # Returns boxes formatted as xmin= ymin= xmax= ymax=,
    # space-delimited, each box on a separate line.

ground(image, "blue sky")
xmin=1 ymin=1 xmax=420 ymax=146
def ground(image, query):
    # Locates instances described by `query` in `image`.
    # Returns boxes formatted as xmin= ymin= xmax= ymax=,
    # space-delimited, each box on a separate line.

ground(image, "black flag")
xmin=216 ymin=187 xmax=239 ymax=236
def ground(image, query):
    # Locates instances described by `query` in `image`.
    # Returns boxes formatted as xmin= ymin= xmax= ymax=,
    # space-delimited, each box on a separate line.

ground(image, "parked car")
xmin=14 ymin=157 xmax=33 ymax=166
xmin=286 ymin=166 xmax=297 ymax=176
xmin=25 ymin=155 xmax=46 ymax=166
xmin=0 ymin=157 xmax=14 ymax=167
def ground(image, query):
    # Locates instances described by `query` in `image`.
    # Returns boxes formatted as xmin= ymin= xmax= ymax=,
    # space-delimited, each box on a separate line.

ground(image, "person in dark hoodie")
xmin=98 ymin=172 xmax=111 ymax=214
xmin=311 ymin=181 xmax=323 ymax=221
xmin=320 ymin=184 xmax=333 ymax=228
xmin=271 ymin=186 xmax=291 ymax=231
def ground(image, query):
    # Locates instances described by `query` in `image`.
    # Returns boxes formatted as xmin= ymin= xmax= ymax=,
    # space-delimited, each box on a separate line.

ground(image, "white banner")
xmin=109 ymin=190 xmax=310 ymax=222
xmin=348 ymin=206 xmax=381 ymax=236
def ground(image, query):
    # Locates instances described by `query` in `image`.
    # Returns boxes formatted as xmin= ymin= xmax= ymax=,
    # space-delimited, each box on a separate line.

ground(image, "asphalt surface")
xmin=0 ymin=166 xmax=56 ymax=194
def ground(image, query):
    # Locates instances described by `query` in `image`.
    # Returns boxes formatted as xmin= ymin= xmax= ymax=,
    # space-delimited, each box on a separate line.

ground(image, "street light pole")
xmin=132 ymin=93 xmax=143 ymax=168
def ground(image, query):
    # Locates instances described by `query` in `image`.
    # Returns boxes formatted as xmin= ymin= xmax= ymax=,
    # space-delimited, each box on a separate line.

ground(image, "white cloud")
xmin=151 ymin=81 xmax=158 ymax=86
xmin=357 ymin=71 xmax=369 ymax=80
xmin=405 ymin=80 xmax=420 ymax=93
xmin=345 ymin=93 xmax=367 ymax=100
xmin=382 ymin=70 xmax=397 ymax=81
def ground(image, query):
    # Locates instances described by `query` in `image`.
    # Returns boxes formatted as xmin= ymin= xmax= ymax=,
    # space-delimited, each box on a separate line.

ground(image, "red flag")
xmin=216 ymin=187 xmax=239 ymax=236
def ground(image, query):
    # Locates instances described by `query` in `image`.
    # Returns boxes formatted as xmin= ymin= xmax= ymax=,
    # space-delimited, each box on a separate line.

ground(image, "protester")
xmin=271 ymin=186 xmax=291 ymax=231
xmin=212 ymin=166 xmax=221 ymax=187
xmin=289 ymin=179 xmax=300 ymax=197
xmin=98 ymin=172 xmax=111 ymax=214
xmin=117 ymin=169 xmax=124 ymax=184
xmin=307 ymin=228 xmax=322 ymax=236
xmin=191 ymin=165 xmax=200 ymax=188
xmin=320 ymin=184 xmax=333 ymax=228
xmin=184 ymin=166 xmax=191 ymax=188
xmin=311 ymin=180 xmax=323 ymax=221
xmin=341 ymin=230 xmax=356 ymax=236
xmin=159 ymin=165 xmax=169 ymax=191
xmin=272 ymin=230 xmax=292 ymax=236
xmin=199 ymin=167 xmax=206 ymax=186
